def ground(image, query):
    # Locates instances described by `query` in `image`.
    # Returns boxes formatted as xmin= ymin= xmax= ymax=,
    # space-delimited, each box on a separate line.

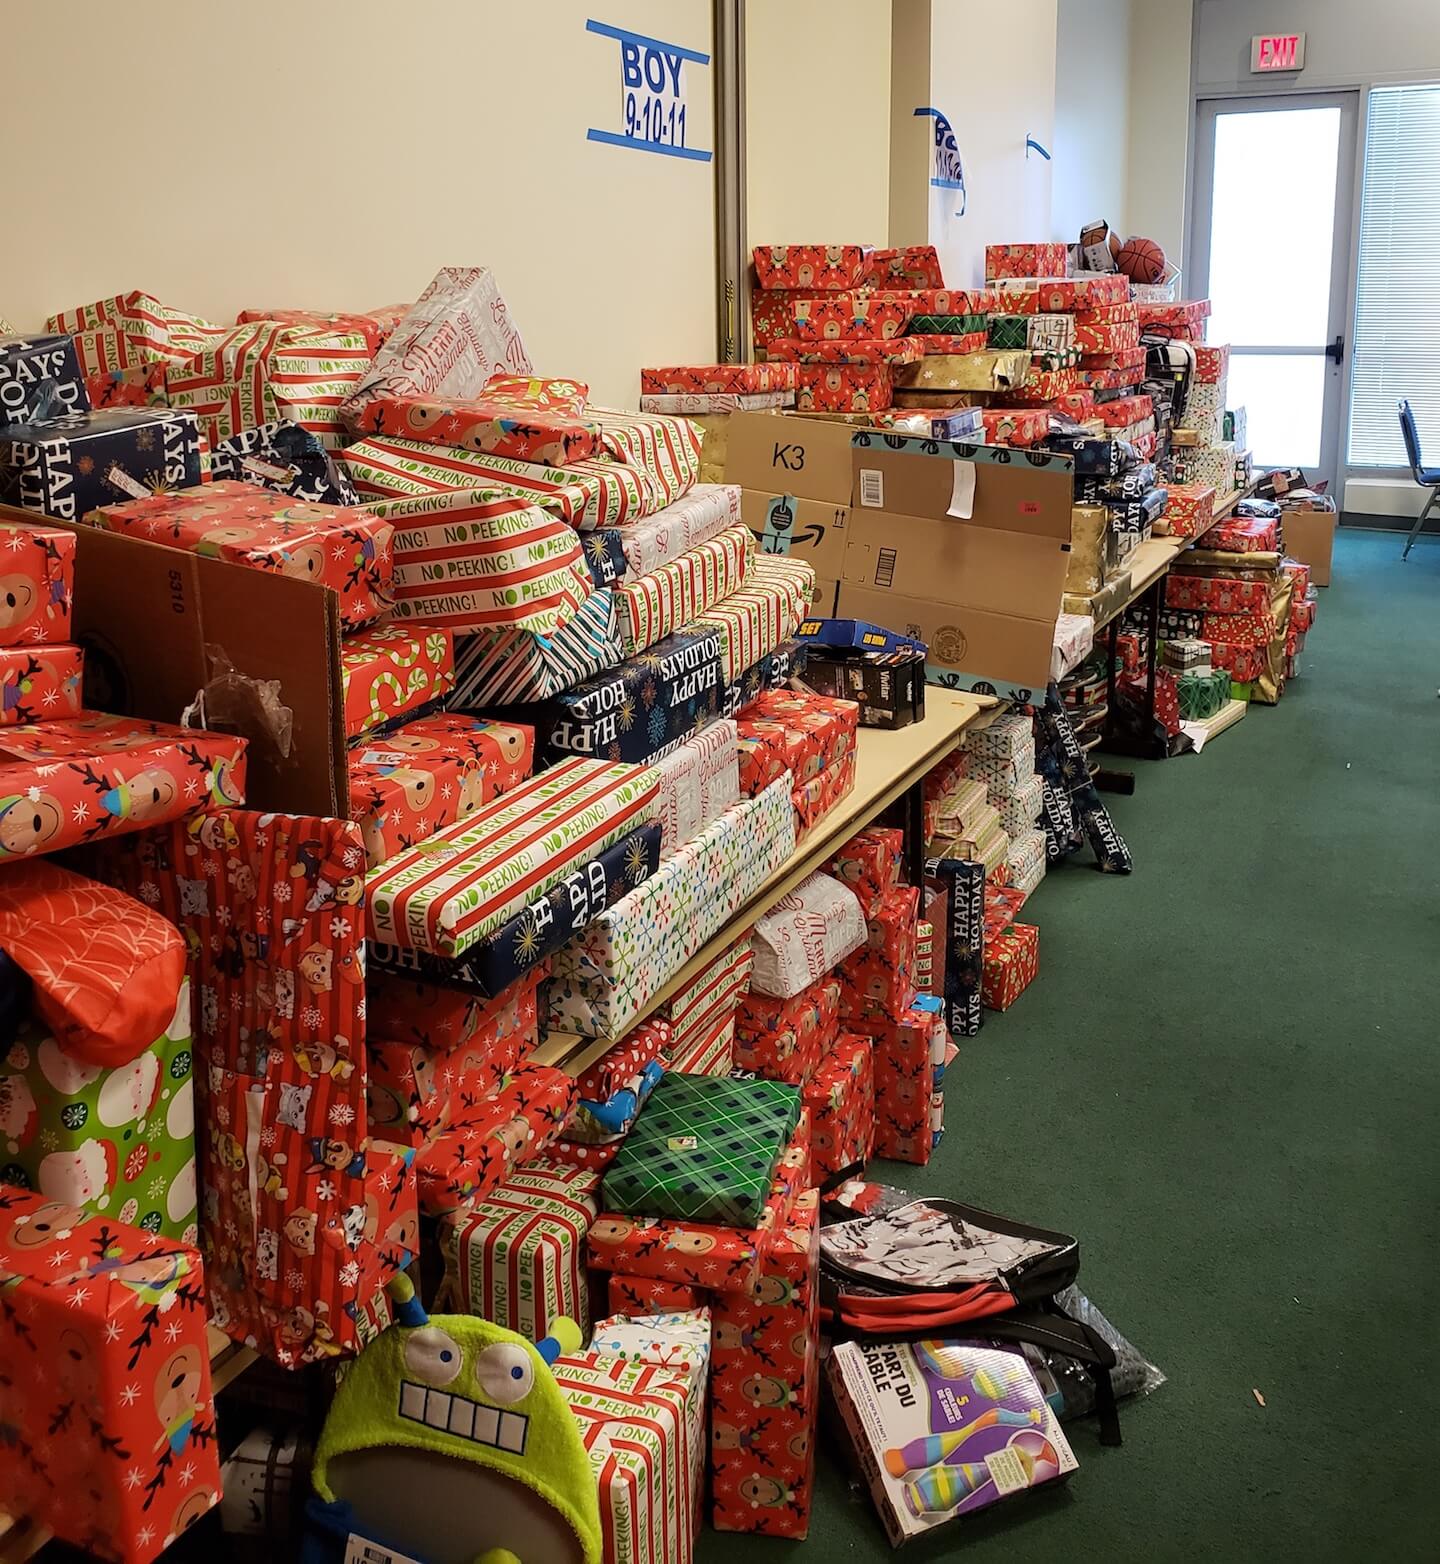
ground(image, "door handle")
xmin=1325 ymin=334 xmax=1345 ymax=365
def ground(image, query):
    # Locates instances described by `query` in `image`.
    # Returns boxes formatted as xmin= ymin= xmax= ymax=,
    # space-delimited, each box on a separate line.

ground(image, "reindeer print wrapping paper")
xmin=83 ymin=479 xmax=394 ymax=629
xmin=859 ymin=993 xmax=948 ymax=1164
xmin=0 ymin=1188 xmax=221 ymax=1563
xmin=836 ymin=882 xmax=921 ymax=1024
xmin=357 ymin=393 xmax=604 ymax=466
xmin=751 ymin=244 xmax=875 ymax=290
xmin=607 ymin=1274 xmax=704 ymax=1316
xmin=0 ymin=643 xmax=83 ymax=726
xmin=0 ymin=714 xmax=247 ymax=861
xmin=733 ymin=977 xmax=840 ymax=1087
xmin=640 ymin=363 xmax=796 ymax=396
xmin=0 ymin=519 xmax=75 ymax=647
xmin=802 ymin=1031 xmax=875 ymax=1182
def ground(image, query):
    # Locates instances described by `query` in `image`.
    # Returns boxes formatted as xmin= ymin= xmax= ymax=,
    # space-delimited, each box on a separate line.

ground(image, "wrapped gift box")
xmin=535 ymin=626 xmax=724 ymax=766
xmin=0 ymin=1190 xmax=220 ymax=1564
xmin=591 ymin=1307 xmax=712 ymax=1379
xmin=640 ymin=390 xmax=790 ymax=416
xmin=864 ymin=992 xmax=947 ymax=1163
xmin=837 ymin=882 xmax=920 ymax=1023
xmin=825 ymin=825 xmax=902 ymax=917
xmin=735 ymin=689 xmax=856 ymax=791
xmin=237 ymin=304 xmax=406 ymax=356
xmin=1200 ymin=606 xmax=1276 ymax=648
xmin=803 ymin=1031 xmax=875 ymax=1181
xmin=368 ymin=823 xmax=660 ymax=1001
xmin=1165 ymin=483 xmax=1219 ymax=540
xmin=451 ymin=588 xmax=620 ymax=707
xmin=866 ymin=245 xmax=944 ymax=288
xmin=792 ymin=747 xmax=855 ymax=840
xmin=1195 ymin=343 xmax=1230 ymax=384
xmin=547 ymin=781 xmax=795 ymax=1038
xmin=997 ymin=773 xmax=1044 ymax=837
xmin=1 ymin=642 xmax=83 ymax=725
xmin=356 ymin=391 xmax=602 ymax=465
xmin=692 ymin=554 xmax=815 ymax=684
xmin=1178 ymin=666 xmax=1232 ymax=720
xmin=617 ymin=525 xmax=752 ymax=657
xmin=48 ymin=291 xmax=227 ymax=373
xmin=982 ymin=921 xmax=1039 ymax=1010
xmin=789 ymin=297 xmax=910 ymax=343
xmin=1206 ymin=639 xmax=1266 ymax=682
xmin=642 ymin=363 xmax=795 ymax=395
xmin=341 ymin=432 xmax=648 ymax=529
xmin=722 ymin=640 xmax=806 ymax=722
xmin=0 ymin=520 xmax=74 ymax=647
xmin=1 ymin=408 xmax=203 ymax=522
xmin=751 ymin=287 xmax=810 ymax=349
xmin=584 ymin=407 xmax=703 ymax=510
xmin=366 ymin=757 xmax=660 ymax=957
xmin=1163 ymin=636 xmax=1211 ymax=672
xmin=793 ymin=363 xmax=892 ymax=413
xmin=651 ymin=718 xmax=741 ymax=855
xmin=603 ymin=1072 xmax=800 ymax=1228
xmin=604 ymin=484 xmax=741 ymax=580
xmin=340 ymin=266 xmax=530 ymax=429
xmin=608 ymin=1274 xmax=704 ymax=1315
xmin=438 ymin=1159 xmax=601 ymax=1340
xmin=84 ymin=479 xmax=393 ymax=628
xmin=209 ymin=418 xmax=358 ymax=505
xmin=734 ymin=976 xmax=840 ymax=1085
xmin=985 ymin=243 xmax=1069 ymax=280
xmin=979 ymin=408 xmax=1049 ymax=447
xmin=753 ymin=244 xmax=874 ymax=290
xmin=0 ymin=333 xmax=90 ymax=423
xmin=1203 ymin=515 xmax=1278 ymax=552
xmin=1006 ymin=825 xmax=1047 ymax=886
xmin=0 ymin=714 xmax=246 ymax=860
xmin=709 ymin=1193 xmax=820 ymax=1538
xmin=909 ymin=331 xmax=989 ymax=357
xmin=667 ymin=1013 xmax=736 ymax=1076
xmin=767 ymin=337 xmax=922 ymax=367
xmin=1138 ymin=298 xmax=1211 ymax=333
xmin=412 ymin=1064 xmax=576 ymax=1216
xmin=968 ymin=711 xmax=1034 ymax=762
xmin=1175 ymin=439 xmax=1238 ymax=494
xmin=554 ymin=1352 xmax=701 ymax=1564
xmin=662 ymin=939 xmax=754 ymax=1060
xmin=749 ymin=871 xmax=867 ymax=1000
xmin=340 ymin=624 xmax=454 ymax=741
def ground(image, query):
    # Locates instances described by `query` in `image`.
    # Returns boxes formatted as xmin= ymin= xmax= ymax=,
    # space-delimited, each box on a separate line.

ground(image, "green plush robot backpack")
xmin=308 ymin=1276 xmax=601 ymax=1564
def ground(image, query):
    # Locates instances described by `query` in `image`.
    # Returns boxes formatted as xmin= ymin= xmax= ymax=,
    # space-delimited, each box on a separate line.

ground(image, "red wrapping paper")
xmin=1 ymin=642 xmax=83 ymax=725
xmin=837 ymin=882 xmax=920 ymax=1023
xmin=641 ymin=363 xmax=795 ymax=395
xmin=608 ymin=1274 xmax=704 ymax=1314
xmin=237 ymin=304 xmax=408 ymax=356
xmin=1025 ymin=274 xmax=1130 ymax=310
xmin=1195 ymin=344 xmax=1230 ymax=384
xmin=1200 ymin=608 xmax=1276 ymax=647
xmin=985 ymin=243 xmax=1069 ymax=280
xmin=0 ymin=1191 xmax=221 ymax=1564
xmin=980 ymin=408 xmax=1049 ymax=447
xmin=982 ymin=921 xmax=1039 ymax=1010
xmin=734 ymin=977 xmax=840 ymax=1085
xmin=357 ymin=393 xmax=601 ymax=465
xmin=340 ymin=623 xmax=454 ymax=739
xmin=1165 ymin=574 xmax=1270 ymax=613
xmin=766 ymin=337 xmax=923 ymax=367
xmin=1074 ymin=320 xmax=1142 ymax=355
xmin=735 ymin=686 xmax=858 ymax=787
xmin=752 ymin=244 xmax=873 ymax=290
xmin=1097 ymin=393 xmax=1155 ymax=427
xmin=477 ymin=375 xmax=590 ymax=415
xmin=710 ymin=1193 xmax=820 ymax=1538
xmin=791 ymin=748 xmax=856 ymax=841
xmin=662 ymin=939 xmax=754 ymax=1061
xmin=866 ymin=246 xmax=945 ymax=288
xmin=347 ymin=713 xmax=534 ymax=867
xmin=825 ymin=826 xmax=903 ymax=917
xmin=859 ymin=997 xmax=944 ymax=1164
xmin=794 ymin=364 xmax=892 ymax=412
xmin=0 ymin=520 xmax=75 ymax=647
xmin=0 ymin=713 xmax=246 ymax=861
xmin=1119 ymin=668 xmax=1180 ymax=736
xmin=790 ymin=298 xmax=910 ymax=343
xmin=411 ymin=1064 xmax=577 ymax=1216
xmin=1137 ymin=299 xmax=1211 ymax=333
xmin=911 ymin=331 xmax=989 ymax=356
xmin=802 ymin=1031 xmax=875 ymax=1181
xmin=1203 ymin=516 xmax=1278 ymax=552
xmin=1165 ymin=484 xmax=1219 ymax=539
xmin=1205 ymin=640 xmax=1266 ymax=682
xmin=83 ymin=480 xmax=393 ymax=628
xmin=573 ymin=1019 xmax=670 ymax=1104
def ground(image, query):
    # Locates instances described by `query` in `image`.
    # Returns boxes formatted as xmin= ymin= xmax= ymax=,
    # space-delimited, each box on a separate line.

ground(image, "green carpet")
xmin=698 ymin=529 xmax=1440 ymax=1561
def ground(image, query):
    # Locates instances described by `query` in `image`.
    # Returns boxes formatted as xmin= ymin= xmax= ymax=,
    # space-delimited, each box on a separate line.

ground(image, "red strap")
xmin=837 ymin=1287 xmax=1015 ymax=1333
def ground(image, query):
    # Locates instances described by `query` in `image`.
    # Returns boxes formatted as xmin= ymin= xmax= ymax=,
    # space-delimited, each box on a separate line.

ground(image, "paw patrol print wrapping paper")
xmin=0 ymin=1187 xmax=221 ymax=1564
xmin=439 ymin=1159 xmax=601 ymax=1342
xmin=365 ymin=757 xmax=661 ymax=958
xmin=0 ymin=980 xmax=198 ymax=1242
xmin=752 ymin=244 xmax=875 ymax=291
xmin=0 ymin=520 xmax=75 ymax=647
xmin=0 ymin=642 xmax=83 ymax=725
xmin=340 ymin=625 xmax=456 ymax=742
xmin=0 ymin=713 xmax=247 ymax=861
xmin=616 ymin=525 xmax=753 ymax=658
xmin=82 ymin=479 xmax=394 ymax=629
xmin=709 ymin=1192 xmax=821 ymax=1538
xmin=411 ymin=1063 xmax=576 ymax=1217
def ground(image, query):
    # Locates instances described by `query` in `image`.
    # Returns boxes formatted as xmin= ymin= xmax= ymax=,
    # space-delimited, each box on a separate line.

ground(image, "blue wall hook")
xmin=1026 ymin=136 xmax=1052 ymax=161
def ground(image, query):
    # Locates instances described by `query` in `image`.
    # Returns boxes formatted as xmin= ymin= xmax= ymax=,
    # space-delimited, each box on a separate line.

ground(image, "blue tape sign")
xmin=586 ymin=18 xmax=712 ymax=162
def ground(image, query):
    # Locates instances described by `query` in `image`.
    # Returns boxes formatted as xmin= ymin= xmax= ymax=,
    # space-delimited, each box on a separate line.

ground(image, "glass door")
xmin=1191 ymin=93 xmax=1359 ymax=493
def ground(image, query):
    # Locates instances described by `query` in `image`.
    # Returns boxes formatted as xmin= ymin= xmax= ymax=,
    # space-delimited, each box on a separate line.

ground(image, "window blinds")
xmin=1348 ymin=84 xmax=1440 ymax=469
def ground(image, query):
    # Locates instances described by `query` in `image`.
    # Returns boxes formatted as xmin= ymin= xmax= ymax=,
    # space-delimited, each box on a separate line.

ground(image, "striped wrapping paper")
xmin=639 ymin=390 xmax=791 ymax=415
xmin=47 ymin=290 xmax=230 ymax=363
xmin=617 ymin=525 xmax=753 ymax=657
xmin=692 ymin=555 xmax=817 ymax=683
xmin=589 ymin=407 xmax=703 ymax=508
xmin=662 ymin=938 xmax=754 ymax=1059
xmin=339 ymin=432 xmax=648 ymax=528
xmin=366 ymin=755 xmax=661 ymax=956
xmin=373 ymin=489 xmax=595 ymax=636
xmin=650 ymin=718 xmax=742 ymax=855
xmin=548 ymin=778 xmax=795 ymax=1038
xmin=667 ymin=1014 xmax=736 ymax=1076
xmin=613 ymin=484 xmax=740 ymax=576
xmin=438 ymin=1159 xmax=601 ymax=1340
xmin=237 ymin=304 xmax=408 ymax=356
xmin=450 ymin=588 xmax=620 ymax=706
xmin=554 ymin=1354 xmax=701 ymax=1564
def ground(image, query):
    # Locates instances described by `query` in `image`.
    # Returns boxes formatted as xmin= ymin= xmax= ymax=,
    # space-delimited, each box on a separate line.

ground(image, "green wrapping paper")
xmin=601 ymin=1073 xmax=801 ymax=1227
xmin=1178 ymin=667 xmax=1231 ymax=720
xmin=987 ymin=315 xmax=1031 ymax=350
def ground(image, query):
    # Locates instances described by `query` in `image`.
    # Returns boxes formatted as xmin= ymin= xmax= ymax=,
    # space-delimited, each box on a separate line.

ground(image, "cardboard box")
xmin=1280 ymin=507 xmax=1336 ymax=586
xmin=738 ymin=490 xmax=849 ymax=582
xmin=725 ymin=409 xmax=856 ymax=505
xmin=839 ymin=437 xmax=1072 ymax=689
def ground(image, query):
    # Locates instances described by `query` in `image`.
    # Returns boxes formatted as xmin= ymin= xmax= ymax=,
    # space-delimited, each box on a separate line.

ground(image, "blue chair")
xmin=1399 ymin=399 xmax=1440 ymax=559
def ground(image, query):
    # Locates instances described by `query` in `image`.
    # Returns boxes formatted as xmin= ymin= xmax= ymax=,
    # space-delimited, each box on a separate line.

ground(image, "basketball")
xmin=1117 ymin=236 xmax=1167 ymax=283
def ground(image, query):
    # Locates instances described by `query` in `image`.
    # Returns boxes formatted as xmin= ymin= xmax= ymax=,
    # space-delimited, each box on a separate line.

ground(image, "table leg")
xmin=905 ymin=776 xmax=926 ymax=887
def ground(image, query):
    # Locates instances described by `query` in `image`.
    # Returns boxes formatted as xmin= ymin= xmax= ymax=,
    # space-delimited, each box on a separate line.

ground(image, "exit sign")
xmin=1251 ymin=33 xmax=1306 ymax=71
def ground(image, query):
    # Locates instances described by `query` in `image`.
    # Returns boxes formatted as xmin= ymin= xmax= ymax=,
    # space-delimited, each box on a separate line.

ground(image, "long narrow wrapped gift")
xmin=790 ymin=296 xmax=910 ymax=342
xmin=341 ymin=624 xmax=454 ymax=739
xmin=794 ymin=363 xmax=893 ymax=413
xmin=998 ymin=772 xmax=1045 ymax=837
xmin=825 ymin=825 xmax=903 ymax=917
xmin=238 ymin=304 xmax=408 ymax=355
xmin=379 ymin=490 xmax=593 ymax=636
xmin=340 ymin=266 xmax=530 ymax=429
xmin=355 ymin=392 xmax=603 ymax=465
xmin=367 ymin=822 xmax=660 ymax=999
xmin=365 ymin=756 xmax=660 ymax=957
xmin=804 ymin=1031 xmax=875 ymax=1181
xmin=438 ymin=1159 xmax=601 ymax=1340
xmin=651 ymin=718 xmax=741 ymax=855
xmin=667 ymin=1013 xmax=736 ymax=1076
xmin=588 ymin=407 xmax=703 ymax=509
xmin=547 ymin=780 xmax=795 ymax=1038
xmin=640 ymin=389 xmax=791 ymax=415
xmin=749 ymin=871 xmax=867 ymax=1000
xmin=348 ymin=712 xmax=532 ymax=867
xmin=767 ymin=337 xmax=923 ymax=367
xmin=661 ymin=938 xmax=754 ymax=1060
xmin=82 ymin=479 xmax=393 ymax=627
xmin=412 ymin=1063 xmax=576 ymax=1215
xmin=608 ymin=483 xmax=741 ymax=575
xmin=985 ymin=242 xmax=1069 ymax=280
xmin=616 ymin=525 xmax=753 ymax=657
xmin=641 ymin=363 xmax=796 ymax=395
xmin=792 ymin=747 xmax=856 ymax=840
xmin=608 ymin=1275 xmax=705 ymax=1315
xmin=691 ymin=554 xmax=816 ymax=684
xmin=450 ymin=587 xmax=620 ymax=706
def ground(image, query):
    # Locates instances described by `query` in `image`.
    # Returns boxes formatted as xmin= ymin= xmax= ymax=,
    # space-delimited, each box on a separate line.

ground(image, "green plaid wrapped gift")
xmin=601 ymin=1073 xmax=800 ymax=1227
xmin=1178 ymin=667 xmax=1231 ymax=720
xmin=987 ymin=314 xmax=1031 ymax=350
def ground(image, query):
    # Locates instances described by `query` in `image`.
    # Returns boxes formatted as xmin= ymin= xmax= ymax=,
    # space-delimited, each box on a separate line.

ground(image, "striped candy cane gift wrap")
xmin=616 ymin=525 xmax=753 ymax=657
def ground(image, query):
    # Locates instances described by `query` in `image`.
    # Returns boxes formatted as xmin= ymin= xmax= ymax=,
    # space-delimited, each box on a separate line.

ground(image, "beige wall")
xmin=1126 ymin=0 xmax=1194 ymax=272
xmin=1052 ymin=0 xmax=1133 ymax=244
xmin=2 ymin=0 xmax=716 ymax=405
xmin=745 ymin=0 xmax=893 ymax=247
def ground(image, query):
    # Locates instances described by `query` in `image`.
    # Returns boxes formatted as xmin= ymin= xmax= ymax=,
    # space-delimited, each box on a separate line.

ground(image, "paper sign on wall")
xmin=915 ymin=106 xmax=967 ymax=215
xmin=586 ymin=18 xmax=712 ymax=161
